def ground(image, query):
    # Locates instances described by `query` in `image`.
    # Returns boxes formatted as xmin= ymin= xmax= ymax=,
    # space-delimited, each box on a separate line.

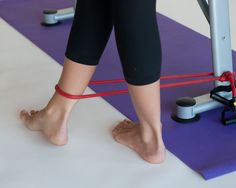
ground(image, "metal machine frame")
xmin=171 ymin=0 xmax=234 ymax=125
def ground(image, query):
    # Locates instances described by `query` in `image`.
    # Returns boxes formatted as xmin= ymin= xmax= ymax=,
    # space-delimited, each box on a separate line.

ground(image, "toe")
xmin=112 ymin=122 xmax=122 ymax=134
xmin=120 ymin=122 xmax=132 ymax=129
xmin=20 ymin=110 xmax=28 ymax=120
xmin=112 ymin=122 xmax=126 ymax=137
xmin=112 ymin=122 xmax=131 ymax=136
xmin=122 ymin=119 xmax=137 ymax=128
xmin=123 ymin=119 xmax=132 ymax=124
xmin=20 ymin=110 xmax=33 ymax=126
xmin=30 ymin=110 xmax=38 ymax=115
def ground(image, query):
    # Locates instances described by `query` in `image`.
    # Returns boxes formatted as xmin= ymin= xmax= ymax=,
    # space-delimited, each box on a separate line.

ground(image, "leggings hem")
xmin=65 ymin=53 xmax=99 ymax=66
xmin=125 ymin=73 xmax=161 ymax=86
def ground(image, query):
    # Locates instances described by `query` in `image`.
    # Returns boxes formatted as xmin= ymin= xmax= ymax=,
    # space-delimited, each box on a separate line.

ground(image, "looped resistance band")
xmin=55 ymin=71 xmax=236 ymax=100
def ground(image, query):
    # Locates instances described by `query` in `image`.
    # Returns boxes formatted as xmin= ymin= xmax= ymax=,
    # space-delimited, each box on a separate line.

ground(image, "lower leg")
xmin=46 ymin=57 xmax=97 ymax=113
xmin=20 ymin=57 xmax=96 ymax=145
xmin=112 ymin=79 xmax=166 ymax=163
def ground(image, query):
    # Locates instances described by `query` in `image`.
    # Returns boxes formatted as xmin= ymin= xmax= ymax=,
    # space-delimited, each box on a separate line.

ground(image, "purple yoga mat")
xmin=1 ymin=0 xmax=236 ymax=180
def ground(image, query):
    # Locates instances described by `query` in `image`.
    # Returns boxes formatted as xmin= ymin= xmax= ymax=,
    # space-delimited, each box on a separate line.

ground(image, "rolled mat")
xmin=1 ymin=0 xmax=236 ymax=180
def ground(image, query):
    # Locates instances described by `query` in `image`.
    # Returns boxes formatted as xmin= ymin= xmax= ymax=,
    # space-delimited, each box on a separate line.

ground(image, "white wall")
xmin=156 ymin=0 xmax=236 ymax=50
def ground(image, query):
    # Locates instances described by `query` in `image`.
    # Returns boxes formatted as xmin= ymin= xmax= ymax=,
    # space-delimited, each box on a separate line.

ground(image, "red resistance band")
xmin=55 ymin=71 xmax=236 ymax=100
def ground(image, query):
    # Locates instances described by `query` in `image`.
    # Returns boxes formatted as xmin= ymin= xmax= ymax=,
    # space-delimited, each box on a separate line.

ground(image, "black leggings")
xmin=65 ymin=0 xmax=162 ymax=86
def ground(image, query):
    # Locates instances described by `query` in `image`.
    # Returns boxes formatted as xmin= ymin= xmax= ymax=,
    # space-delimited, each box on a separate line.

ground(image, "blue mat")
xmin=1 ymin=0 xmax=236 ymax=179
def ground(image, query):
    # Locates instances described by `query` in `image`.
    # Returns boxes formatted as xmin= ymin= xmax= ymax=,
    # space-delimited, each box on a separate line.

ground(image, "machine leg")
xmin=42 ymin=0 xmax=77 ymax=26
xmin=172 ymin=0 xmax=234 ymax=124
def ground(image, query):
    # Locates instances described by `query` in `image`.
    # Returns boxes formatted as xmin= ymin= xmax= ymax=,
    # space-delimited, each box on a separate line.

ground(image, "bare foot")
xmin=19 ymin=108 xmax=69 ymax=146
xmin=112 ymin=119 xmax=166 ymax=164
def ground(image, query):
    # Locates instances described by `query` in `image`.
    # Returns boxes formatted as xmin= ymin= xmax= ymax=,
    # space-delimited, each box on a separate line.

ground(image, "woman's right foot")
xmin=19 ymin=107 xmax=69 ymax=146
xmin=112 ymin=119 xmax=166 ymax=164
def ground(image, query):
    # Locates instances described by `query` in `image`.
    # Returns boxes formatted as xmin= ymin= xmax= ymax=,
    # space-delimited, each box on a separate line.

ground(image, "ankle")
xmin=140 ymin=126 xmax=165 ymax=154
xmin=140 ymin=122 xmax=162 ymax=142
xmin=44 ymin=104 xmax=71 ymax=120
xmin=44 ymin=105 xmax=68 ymax=118
xmin=46 ymin=92 xmax=77 ymax=113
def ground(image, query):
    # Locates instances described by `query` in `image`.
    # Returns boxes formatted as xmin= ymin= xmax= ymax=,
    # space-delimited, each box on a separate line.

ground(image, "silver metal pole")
xmin=209 ymin=0 xmax=233 ymax=87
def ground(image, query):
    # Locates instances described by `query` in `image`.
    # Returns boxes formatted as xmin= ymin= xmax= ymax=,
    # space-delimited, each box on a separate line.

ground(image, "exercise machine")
xmin=171 ymin=0 xmax=235 ymax=125
xmin=42 ymin=0 xmax=76 ymax=26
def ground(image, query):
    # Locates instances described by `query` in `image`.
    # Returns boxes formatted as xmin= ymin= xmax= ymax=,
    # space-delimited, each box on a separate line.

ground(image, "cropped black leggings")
xmin=65 ymin=0 xmax=162 ymax=85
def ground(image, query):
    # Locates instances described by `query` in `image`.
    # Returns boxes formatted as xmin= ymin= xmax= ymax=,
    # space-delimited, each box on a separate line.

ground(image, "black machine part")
xmin=197 ymin=0 xmax=210 ymax=23
xmin=210 ymin=81 xmax=236 ymax=126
